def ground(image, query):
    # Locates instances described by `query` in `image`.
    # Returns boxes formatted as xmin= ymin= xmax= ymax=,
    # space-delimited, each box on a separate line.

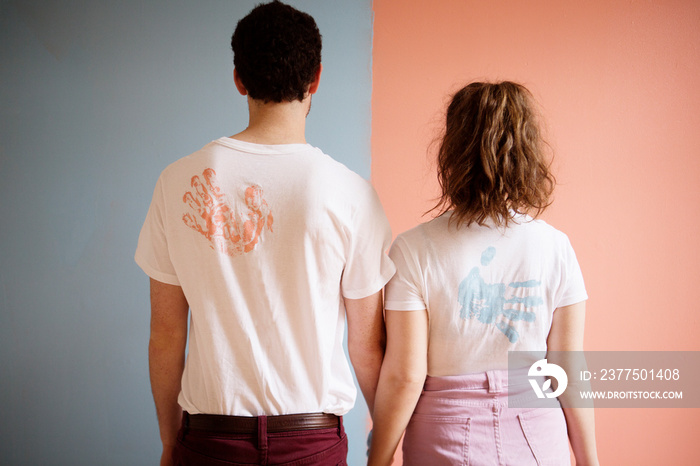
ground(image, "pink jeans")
xmin=402 ymin=370 xmax=570 ymax=465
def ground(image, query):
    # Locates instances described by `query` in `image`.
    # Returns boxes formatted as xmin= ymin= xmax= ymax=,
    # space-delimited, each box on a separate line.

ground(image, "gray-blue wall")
xmin=0 ymin=1 xmax=374 ymax=464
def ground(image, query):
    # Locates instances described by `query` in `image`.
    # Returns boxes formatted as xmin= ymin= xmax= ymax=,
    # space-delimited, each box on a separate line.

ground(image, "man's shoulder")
xmin=157 ymin=140 xmax=219 ymax=176
xmin=307 ymin=147 xmax=365 ymax=179
xmin=300 ymin=147 xmax=376 ymax=196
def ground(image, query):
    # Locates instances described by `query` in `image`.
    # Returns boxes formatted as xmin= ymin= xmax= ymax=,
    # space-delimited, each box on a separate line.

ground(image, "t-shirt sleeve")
xmin=340 ymin=184 xmax=396 ymax=299
xmin=384 ymin=236 xmax=427 ymax=311
xmin=134 ymin=177 xmax=181 ymax=286
xmin=555 ymin=234 xmax=588 ymax=308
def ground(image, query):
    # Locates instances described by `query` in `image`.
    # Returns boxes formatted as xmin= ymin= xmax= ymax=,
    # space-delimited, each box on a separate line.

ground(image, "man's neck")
xmin=230 ymin=96 xmax=310 ymax=145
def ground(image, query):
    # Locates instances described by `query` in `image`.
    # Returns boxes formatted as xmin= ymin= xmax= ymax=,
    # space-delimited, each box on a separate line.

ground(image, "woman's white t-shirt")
xmin=384 ymin=212 xmax=587 ymax=376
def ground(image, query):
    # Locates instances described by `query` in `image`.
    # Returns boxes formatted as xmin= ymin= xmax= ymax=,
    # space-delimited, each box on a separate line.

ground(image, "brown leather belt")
xmin=185 ymin=412 xmax=340 ymax=434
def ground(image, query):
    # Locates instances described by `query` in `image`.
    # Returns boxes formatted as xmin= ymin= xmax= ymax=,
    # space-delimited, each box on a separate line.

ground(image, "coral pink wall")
xmin=371 ymin=0 xmax=700 ymax=464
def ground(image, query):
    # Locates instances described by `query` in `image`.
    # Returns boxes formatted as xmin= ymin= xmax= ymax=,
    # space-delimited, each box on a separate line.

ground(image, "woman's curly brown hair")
xmin=433 ymin=81 xmax=555 ymax=228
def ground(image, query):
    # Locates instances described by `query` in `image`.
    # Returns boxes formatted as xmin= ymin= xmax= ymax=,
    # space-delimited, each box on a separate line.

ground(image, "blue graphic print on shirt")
xmin=458 ymin=247 xmax=542 ymax=343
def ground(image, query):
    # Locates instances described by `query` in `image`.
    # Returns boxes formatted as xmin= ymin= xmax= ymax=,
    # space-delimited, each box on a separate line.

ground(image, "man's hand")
xmin=160 ymin=444 xmax=176 ymax=466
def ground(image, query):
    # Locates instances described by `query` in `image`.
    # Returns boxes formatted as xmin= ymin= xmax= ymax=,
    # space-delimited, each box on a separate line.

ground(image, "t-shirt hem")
xmin=384 ymin=301 xmax=427 ymax=311
xmin=556 ymin=292 xmax=588 ymax=309
xmin=134 ymin=253 xmax=181 ymax=286
xmin=342 ymin=266 xmax=396 ymax=300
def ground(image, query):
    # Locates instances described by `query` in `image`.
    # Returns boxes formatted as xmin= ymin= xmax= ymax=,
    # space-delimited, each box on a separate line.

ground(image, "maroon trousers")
xmin=173 ymin=413 xmax=348 ymax=465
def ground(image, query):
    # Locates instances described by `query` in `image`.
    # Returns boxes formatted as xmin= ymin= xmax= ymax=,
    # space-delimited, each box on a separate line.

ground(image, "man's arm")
xmin=547 ymin=301 xmax=600 ymax=466
xmin=148 ymin=278 xmax=189 ymax=466
xmin=344 ymin=290 xmax=386 ymax=414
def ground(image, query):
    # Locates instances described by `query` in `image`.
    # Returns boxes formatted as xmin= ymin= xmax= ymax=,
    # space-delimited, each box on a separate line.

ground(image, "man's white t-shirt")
xmin=136 ymin=137 xmax=395 ymax=416
xmin=385 ymin=212 xmax=587 ymax=376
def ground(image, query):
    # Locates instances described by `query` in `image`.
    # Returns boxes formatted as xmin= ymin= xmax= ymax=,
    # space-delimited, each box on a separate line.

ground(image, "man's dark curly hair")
xmin=231 ymin=1 xmax=322 ymax=103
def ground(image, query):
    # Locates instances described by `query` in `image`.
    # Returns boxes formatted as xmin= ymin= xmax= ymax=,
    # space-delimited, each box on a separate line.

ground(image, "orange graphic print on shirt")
xmin=182 ymin=168 xmax=273 ymax=256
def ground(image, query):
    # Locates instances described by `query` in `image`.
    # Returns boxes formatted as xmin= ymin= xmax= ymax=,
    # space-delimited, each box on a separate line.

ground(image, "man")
xmin=135 ymin=1 xmax=394 ymax=464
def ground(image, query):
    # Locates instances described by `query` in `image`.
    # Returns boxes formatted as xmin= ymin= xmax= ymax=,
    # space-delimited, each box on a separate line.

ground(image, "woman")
xmin=369 ymin=82 xmax=599 ymax=465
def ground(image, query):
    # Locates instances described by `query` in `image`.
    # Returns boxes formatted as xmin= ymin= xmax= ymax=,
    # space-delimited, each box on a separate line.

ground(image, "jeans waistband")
xmin=423 ymin=368 xmax=534 ymax=394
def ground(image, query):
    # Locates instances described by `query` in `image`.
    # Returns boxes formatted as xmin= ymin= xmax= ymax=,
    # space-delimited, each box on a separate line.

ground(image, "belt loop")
xmin=258 ymin=415 xmax=268 ymax=464
xmin=181 ymin=411 xmax=189 ymax=439
xmin=487 ymin=370 xmax=502 ymax=394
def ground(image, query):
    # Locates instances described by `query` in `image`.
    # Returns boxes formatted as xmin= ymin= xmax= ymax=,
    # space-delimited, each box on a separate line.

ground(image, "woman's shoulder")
xmin=513 ymin=214 xmax=569 ymax=237
xmin=394 ymin=213 xmax=453 ymax=246
xmin=509 ymin=216 xmax=578 ymax=261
